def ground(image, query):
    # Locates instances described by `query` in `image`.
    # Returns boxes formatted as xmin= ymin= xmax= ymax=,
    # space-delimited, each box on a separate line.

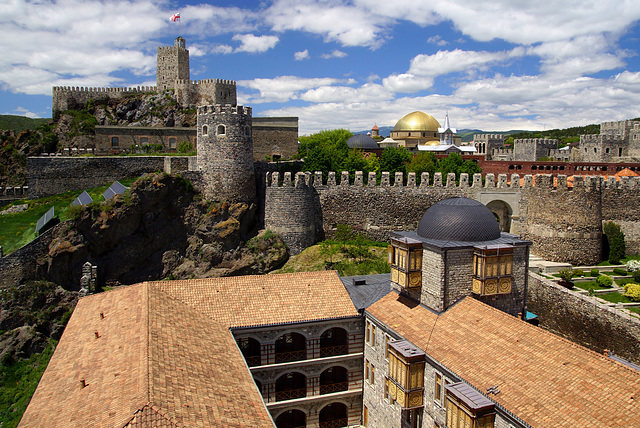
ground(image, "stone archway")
xmin=486 ymin=200 xmax=513 ymax=233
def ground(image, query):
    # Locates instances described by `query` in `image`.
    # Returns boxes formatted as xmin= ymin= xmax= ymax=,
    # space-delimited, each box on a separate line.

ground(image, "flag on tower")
xmin=170 ymin=13 xmax=180 ymax=22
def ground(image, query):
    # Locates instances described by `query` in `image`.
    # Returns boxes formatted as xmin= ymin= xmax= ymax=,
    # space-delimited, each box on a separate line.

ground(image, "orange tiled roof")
xmin=19 ymin=283 xmax=274 ymax=428
xmin=367 ymin=293 xmax=640 ymax=428
xmin=154 ymin=271 xmax=359 ymax=328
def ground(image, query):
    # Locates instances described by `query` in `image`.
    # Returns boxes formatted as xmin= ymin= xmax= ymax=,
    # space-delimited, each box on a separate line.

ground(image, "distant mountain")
xmin=0 ymin=115 xmax=50 ymax=133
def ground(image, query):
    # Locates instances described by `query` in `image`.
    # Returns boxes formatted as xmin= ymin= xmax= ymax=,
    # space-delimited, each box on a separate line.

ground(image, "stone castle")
xmin=475 ymin=119 xmax=640 ymax=163
xmin=51 ymin=37 xmax=298 ymax=161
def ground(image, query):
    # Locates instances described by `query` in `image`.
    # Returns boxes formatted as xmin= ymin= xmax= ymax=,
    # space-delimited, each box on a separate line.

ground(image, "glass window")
xmin=111 ymin=137 xmax=119 ymax=147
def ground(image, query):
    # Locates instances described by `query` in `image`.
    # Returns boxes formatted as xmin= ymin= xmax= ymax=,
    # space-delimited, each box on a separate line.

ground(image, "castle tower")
xmin=157 ymin=36 xmax=190 ymax=91
xmin=197 ymin=105 xmax=255 ymax=203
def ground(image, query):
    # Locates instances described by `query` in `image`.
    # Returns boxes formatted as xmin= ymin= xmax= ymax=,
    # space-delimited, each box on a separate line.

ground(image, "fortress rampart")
xmin=52 ymin=85 xmax=158 ymax=116
xmin=265 ymin=171 xmax=640 ymax=263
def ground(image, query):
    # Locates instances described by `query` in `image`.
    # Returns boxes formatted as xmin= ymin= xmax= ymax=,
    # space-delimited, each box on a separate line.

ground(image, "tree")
xmin=603 ymin=222 xmax=626 ymax=264
xmin=378 ymin=146 xmax=412 ymax=179
xmin=406 ymin=152 xmax=437 ymax=184
xmin=436 ymin=153 xmax=481 ymax=182
xmin=299 ymin=129 xmax=352 ymax=178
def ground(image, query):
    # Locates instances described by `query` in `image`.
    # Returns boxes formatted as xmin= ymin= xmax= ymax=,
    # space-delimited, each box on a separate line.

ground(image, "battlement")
xmin=52 ymin=86 xmax=157 ymax=94
xmin=265 ymin=171 xmax=604 ymax=191
xmin=474 ymin=134 xmax=505 ymax=141
xmin=492 ymin=148 xmax=513 ymax=155
xmin=580 ymin=134 xmax=621 ymax=143
xmin=197 ymin=104 xmax=251 ymax=116
xmin=157 ymin=45 xmax=187 ymax=52
xmin=175 ymin=79 xmax=236 ymax=86
xmin=515 ymin=138 xmax=558 ymax=146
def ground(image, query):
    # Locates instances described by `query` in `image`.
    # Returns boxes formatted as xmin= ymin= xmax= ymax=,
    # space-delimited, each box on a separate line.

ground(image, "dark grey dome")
xmin=347 ymin=134 xmax=379 ymax=150
xmin=417 ymin=197 xmax=500 ymax=242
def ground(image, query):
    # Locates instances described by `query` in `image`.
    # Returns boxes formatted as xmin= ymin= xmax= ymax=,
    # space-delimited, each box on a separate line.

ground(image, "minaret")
xmin=157 ymin=36 xmax=190 ymax=91
xmin=438 ymin=112 xmax=457 ymax=145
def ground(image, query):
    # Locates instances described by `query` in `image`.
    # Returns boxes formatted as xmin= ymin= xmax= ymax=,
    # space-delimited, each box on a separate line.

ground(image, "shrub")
xmin=590 ymin=268 xmax=600 ymax=277
xmin=603 ymin=221 xmax=626 ymax=264
xmin=633 ymin=270 xmax=640 ymax=283
xmin=623 ymin=283 xmax=640 ymax=302
xmin=627 ymin=260 xmax=640 ymax=272
xmin=572 ymin=269 xmax=584 ymax=278
xmin=613 ymin=267 xmax=628 ymax=276
xmin=596 ymin=274 xmax=613 ymax=288
xmin=558 ymin=268 xmax=574 ymax=283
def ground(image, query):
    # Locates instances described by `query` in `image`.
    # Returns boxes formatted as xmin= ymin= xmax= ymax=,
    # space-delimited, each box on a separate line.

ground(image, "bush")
xmin=590 ymin=268 xmax=600 ymax=277
xmin=558 ymin=268 xmax=574 ymax=283
xmin=613 ymin=267 xmax=628 ymax=276
xmin=603 ymin=221 xmax=626 ymax=264
xmin=572 ymin=269 xmax=584 ymax=278
xmin=627 ymin=260 xmax=640 ymax=272
xmin=633 ymin=270 xmax=640 ymax=283
xmin=596 ymin=275 xmax=613 ymax=288
xmin=623 ymin=283 xmax=640 ymax=302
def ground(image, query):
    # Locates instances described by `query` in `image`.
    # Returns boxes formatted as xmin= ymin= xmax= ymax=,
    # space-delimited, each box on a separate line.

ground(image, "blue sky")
xmin=2 ymin=0 xmax=640 ymax=135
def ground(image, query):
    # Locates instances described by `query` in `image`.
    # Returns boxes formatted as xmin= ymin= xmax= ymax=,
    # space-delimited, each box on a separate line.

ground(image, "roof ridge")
xmin=461 ymin=297 xmax=640 ymax=377
xmin=143 ymin=282 xmax=152 ymax=405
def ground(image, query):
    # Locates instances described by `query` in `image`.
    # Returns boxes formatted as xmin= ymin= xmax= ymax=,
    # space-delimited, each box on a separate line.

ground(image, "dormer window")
xmin=445 ymin=383 xmax=495 ymax=428
xmin=385 ymin=340 xmax=425 ymax=409
xmin=389 ymin=238 xmax=422 ymax=289
xmin=472 ymin=246 xmax=513 ymax=295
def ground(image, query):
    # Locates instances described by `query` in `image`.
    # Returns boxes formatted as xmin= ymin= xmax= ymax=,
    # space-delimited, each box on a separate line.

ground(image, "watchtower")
xmin=157 ymin=36 xmax=190 ymax=91
xmin=197 ymin=105 xmax=255 ymax=203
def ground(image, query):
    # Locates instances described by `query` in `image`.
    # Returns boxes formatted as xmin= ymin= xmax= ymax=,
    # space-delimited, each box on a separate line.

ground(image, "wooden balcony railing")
xmin=244 ymin=355 xmax=260 ymax=367
xmin=319 ymin=344 xmax=349 ymax=358
xmin=275 ymin=388 xmax=307 ymax=402
xmin=319 ymin=418 xmax=349 ymax=428
xmin=319 ymin=381 xmax=349 ymax=395
xmin=275 ymin=349 xmax=307 ymax=363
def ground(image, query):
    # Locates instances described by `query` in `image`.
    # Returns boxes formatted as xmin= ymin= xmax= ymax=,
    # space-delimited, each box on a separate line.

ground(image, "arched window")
xmin=320 ymin=366 xmax=349 ymax=394
xmin=217 ymin=125 xmax=226 ymax=135
xmin=319 ymin=327 xmax=348 ymax=357
xmin=275 ymin=372 xmax=307 ymax=401
xmin=275 ymin=332 xmax=306 ymax=363
xmin=202 ymin=125 xmax=208 ymax=136
xmin=237 ymin=337 xmax=261 ymax=366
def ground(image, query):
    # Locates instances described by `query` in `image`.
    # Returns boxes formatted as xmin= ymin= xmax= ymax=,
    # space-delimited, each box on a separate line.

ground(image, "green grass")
xmin=628 ymin=307 xmax=640 ymax=314
xmin=597 ymin=255 xmax=640 ymax=266
xmin=616 ymin=277 xmax=636 ymax=287
xmin=574 ymin=281 xmax=610 ymax=291
xmin=598 ymin=292 xmax=634 ymax=304
xmin=0 ymin=340 xmax=56 ymax=428
xmin=0 ymin=115 xmax=50 ymax=133
xmin=0 ymin=177 xmax=137 ymax=255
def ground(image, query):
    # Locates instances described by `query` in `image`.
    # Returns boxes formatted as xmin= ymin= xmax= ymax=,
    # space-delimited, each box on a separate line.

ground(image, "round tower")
xmin=197 ymin=104 xmax=255 ymax=203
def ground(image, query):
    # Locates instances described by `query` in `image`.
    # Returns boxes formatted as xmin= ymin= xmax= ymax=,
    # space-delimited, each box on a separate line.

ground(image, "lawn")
xmin=615 ymin=277 xmax=637 ymax=287
xmin=0 ymin=178 xmax=137 ymax=255
xmin=598 ymin=292 xmax=634 ymax=304
xmin=574 ymin=281 xmax=611 ymax=291
xmin=597 ymin=255 xmax=640 ymax=266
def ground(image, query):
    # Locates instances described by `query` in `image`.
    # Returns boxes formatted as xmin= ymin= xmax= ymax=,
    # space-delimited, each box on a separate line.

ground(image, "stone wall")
xmin=252 ymin=117 xmax=299 ymax=161
xmin=527 ymin=272 xmax=640 ymax=365
xmin=601 ymin=177 xmax=640 ymax=254
xmin=513 ymin=138 xmax=558 ymax=161
xmin=174 ymin=79 xmax=236 ymax=108
xmin=52 ymin=86 xmax=157 ymax=117
xmin=0 ymin=225 xmax=58 ymax=288
xmin=26 ymin=156 xmax=175 ymax=198
xmin=94 ymin=126 xmax=196 ymax=153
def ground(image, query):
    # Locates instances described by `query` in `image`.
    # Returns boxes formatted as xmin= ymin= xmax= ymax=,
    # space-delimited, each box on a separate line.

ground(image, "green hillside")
xmin=0 ymin=115 xmax=50 ymax=133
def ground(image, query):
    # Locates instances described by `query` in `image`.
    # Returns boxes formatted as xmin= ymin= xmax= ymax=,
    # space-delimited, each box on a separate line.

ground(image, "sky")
xmin=2 ymin=0 xmax=640 ymax=135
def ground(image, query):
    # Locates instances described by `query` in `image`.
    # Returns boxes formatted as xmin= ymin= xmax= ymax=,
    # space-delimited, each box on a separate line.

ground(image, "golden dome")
xmin=392 ymin=111 xmax=441 ymax=132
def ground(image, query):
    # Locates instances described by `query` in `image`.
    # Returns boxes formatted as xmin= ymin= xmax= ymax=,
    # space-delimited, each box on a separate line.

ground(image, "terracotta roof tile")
xmin=20 ymin=282 xmax=274 ymax=428
xmin=153 ymin=271 xmax=359 ymax=328
xmin=368 ymin=293 xmax=640 ymax=428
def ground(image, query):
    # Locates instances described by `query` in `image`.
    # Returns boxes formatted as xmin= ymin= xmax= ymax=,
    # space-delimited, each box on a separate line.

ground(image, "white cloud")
xmin=266 ymin=0 xmax=387 ymax=48
xmin=232 ymin=34 xmax=279 ymax=53
xmin=321 ymin=50 xmax=347 ymax=59
xmin=10 ymin=107 xmax=42 ymax=119
xmin=382 ymin=74 xmax=434 ymax=93
xmin=300 ymin=83 xmax=392 ymax=103
xmin=427 ymin=35 xmax=448 ymax=46
xmin=179 ymin=4 xmax=258 ymax=36
xmin=239 ymin=75 xmax=349 ymax=103
xmin=295 ymin=50 xmax=310 ymax=60
xmin=408 ymin=48 xmax=525 ymax=78
xmin=211 ymin=44 xmax=234 ymax=55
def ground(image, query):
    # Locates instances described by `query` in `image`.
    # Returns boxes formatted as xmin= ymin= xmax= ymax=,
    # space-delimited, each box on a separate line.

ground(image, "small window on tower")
xmin=111 ymin=137 xmax=119 ymax=147
xmin=202 ymin=125 xmax=208 ymax=136
xmin=169 ymin=138 xmax=176 ymax=149
xmin=217 ymin=125 xmax=226 ymax=135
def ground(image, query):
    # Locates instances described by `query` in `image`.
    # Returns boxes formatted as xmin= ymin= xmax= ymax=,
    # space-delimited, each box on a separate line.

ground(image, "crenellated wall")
xmin=52 ymin=86 xmax=158 ymax=117
xmin=265 ymin=171 xmax=640 ymax=264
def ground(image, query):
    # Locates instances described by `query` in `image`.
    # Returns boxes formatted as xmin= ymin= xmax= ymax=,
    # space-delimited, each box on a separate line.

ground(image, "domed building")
xmin=346 ymin=133 xmax=379 ymax=150
xmin=389 ymin=111 xmax=442 ymax=150
xmin=387 ymin=197 xmax=531 ymax=314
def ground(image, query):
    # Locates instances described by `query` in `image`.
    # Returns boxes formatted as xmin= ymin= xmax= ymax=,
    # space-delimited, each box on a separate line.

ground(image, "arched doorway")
xmin=319 ymin=402 xmax=348 ymax=428
xmin=319 ymin=327 xmax=348 ymax=357
xmin=237 ymin=337 xmax=261 ymax=366
xmin=275 ymin=409 xmax=306 ymax=428
xmin=275 ymin=332 xmax=307 ymax=363
xmin=486 ymin=200 xmax=513 ymax=233
xmin=275 ymin=372 xmax=307 ymax=401
xmin=320 ymin=366 xmax=349 ymax=394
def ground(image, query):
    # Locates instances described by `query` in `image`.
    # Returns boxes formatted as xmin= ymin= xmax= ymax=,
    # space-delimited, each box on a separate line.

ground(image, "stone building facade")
xmin=156 ymin=36 xmax=190 ymax=90
xmin=473 ymin=134 xmax=504 ymax=159
xmin=573 ymin=119 xmax=640 ymax=163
